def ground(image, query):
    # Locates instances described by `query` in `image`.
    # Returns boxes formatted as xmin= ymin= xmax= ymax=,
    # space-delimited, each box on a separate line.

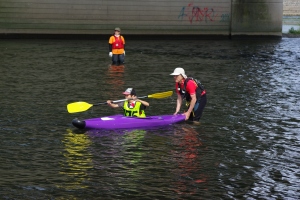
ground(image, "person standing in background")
xmin=108 ymin=27 xmax=125 ymax=65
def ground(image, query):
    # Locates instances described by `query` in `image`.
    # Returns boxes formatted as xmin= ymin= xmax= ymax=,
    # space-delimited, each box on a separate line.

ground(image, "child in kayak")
xmin=107 ymin=88 xmax=149 ymax=117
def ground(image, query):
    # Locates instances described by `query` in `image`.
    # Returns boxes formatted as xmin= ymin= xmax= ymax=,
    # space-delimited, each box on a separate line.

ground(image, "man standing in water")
xmin=170 ymin=68 xmax=207 ymax=124
xmin=108 ymin=27 xmax=125 ymax=65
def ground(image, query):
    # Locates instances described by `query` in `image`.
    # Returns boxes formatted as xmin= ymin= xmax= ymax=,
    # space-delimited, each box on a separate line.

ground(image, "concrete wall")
xmin=231 ymin=0 xmax=283 ymax=37
xmin=283 ymin=0 xmax=300 ymax=15
xmin=0 ymin=0 xmax=282 ymax=37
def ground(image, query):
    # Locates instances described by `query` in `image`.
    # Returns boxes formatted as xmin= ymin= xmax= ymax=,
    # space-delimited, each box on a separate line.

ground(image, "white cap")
xmin=170 ymin=67 xmax=187 ymax=78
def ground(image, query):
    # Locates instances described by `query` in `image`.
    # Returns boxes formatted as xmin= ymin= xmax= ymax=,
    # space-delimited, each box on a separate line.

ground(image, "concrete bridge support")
xmin=0 ymin=0 xmax=283 ymax=38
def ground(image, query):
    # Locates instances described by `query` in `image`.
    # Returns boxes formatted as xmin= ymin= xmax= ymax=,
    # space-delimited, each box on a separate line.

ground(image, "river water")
xmin=1 ymin=37 xmax=300 ymax=199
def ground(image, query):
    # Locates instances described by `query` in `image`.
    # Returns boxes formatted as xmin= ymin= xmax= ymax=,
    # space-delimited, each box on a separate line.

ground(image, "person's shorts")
xmin=188 ymin=94 xmax=207 ymax=121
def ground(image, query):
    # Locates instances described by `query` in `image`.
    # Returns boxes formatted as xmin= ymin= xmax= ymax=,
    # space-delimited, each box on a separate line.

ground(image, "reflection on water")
xmin=171 ymin=127 xmax=207 ymax=196
xmin=115 ymin=130 xmax=146 ymax=194
xmin=60 ymin=129 xmax=93 ymax=190
xmin=104 ymin=64 xmax=125 ymax=99
xmin=0 ymin=38 xmax=300 ymax=199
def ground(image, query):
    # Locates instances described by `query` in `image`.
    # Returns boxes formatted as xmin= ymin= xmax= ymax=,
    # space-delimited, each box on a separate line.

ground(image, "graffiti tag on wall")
xmin=178 ymin=3 xmax=229 ymax=24
xmin=220 ymin=13 xmax=230 ymax=22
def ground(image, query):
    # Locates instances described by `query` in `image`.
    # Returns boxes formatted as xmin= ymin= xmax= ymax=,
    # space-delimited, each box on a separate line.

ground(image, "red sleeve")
xmin=186 ymin=80 xmax=197 ymax=95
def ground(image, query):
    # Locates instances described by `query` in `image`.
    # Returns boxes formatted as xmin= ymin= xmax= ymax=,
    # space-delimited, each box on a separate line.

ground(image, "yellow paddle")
xmin=67 ymin=91 xmax=173 ymax=113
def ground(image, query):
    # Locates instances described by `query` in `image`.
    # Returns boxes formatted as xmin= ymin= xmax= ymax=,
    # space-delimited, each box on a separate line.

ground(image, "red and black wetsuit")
xmin=176 ymin=77 xmax=207 ymax=121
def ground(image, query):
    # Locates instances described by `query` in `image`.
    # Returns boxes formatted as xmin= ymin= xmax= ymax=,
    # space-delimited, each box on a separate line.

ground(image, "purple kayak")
xmin=72 ymin=114 xmax=185 ymax=130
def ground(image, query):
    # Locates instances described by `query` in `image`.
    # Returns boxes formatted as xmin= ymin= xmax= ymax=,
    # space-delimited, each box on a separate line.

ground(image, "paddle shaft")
xmin=67 ymin=91 xmax=173 ymax=113
xmin=93 ymin=96 xmax=149 ymax=106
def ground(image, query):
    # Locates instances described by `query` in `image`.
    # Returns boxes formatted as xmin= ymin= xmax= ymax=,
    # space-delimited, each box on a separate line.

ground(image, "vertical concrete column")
xmin=231 ymin=0 xmax=283 ymax=37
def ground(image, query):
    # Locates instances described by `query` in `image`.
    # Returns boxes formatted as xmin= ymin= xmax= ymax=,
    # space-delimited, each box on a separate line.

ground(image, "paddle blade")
xmin=67 ymin=102 xmax=93 ymax=113
xmin=148 ymin=91 xmax=173 ymax=99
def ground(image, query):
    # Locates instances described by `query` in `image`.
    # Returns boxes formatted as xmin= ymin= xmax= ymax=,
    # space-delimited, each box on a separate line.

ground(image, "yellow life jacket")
xmin=123 ymin=100 xmax=146 ymax=118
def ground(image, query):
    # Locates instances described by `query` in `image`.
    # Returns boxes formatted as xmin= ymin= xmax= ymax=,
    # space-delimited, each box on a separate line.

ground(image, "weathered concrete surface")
xmin=0 ymin=0 xmax=283 ymax=37
xmin=231 ymin=0 xmax=283 ymax=37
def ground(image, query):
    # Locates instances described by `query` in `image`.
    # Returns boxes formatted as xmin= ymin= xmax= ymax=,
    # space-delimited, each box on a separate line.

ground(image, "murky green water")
xmin=1 ymin=38 xmax=299 ymax=199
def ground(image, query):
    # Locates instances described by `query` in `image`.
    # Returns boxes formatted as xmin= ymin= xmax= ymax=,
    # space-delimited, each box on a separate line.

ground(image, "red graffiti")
xmin=178 ymin=3 xmax=218 ymax=24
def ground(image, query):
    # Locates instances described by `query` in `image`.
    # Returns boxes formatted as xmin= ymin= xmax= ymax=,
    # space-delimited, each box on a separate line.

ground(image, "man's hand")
xmin=183 ymin=111 xmax=191 ymax=120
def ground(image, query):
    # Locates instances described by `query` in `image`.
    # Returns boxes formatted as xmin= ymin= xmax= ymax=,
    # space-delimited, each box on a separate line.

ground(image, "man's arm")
xmin=184 ymin=94 xmax=196 ymax=120
xmin=174 ymin=93 xmax=182 ymax=115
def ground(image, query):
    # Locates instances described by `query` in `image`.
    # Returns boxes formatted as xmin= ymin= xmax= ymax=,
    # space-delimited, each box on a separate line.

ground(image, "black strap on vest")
xmin=178 ymin=77 xmax=205 ymax=102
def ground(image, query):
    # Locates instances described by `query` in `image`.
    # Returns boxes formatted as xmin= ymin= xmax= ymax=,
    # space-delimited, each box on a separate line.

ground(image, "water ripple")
xmin=1 ymin=38 xmax=300 ymax=199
